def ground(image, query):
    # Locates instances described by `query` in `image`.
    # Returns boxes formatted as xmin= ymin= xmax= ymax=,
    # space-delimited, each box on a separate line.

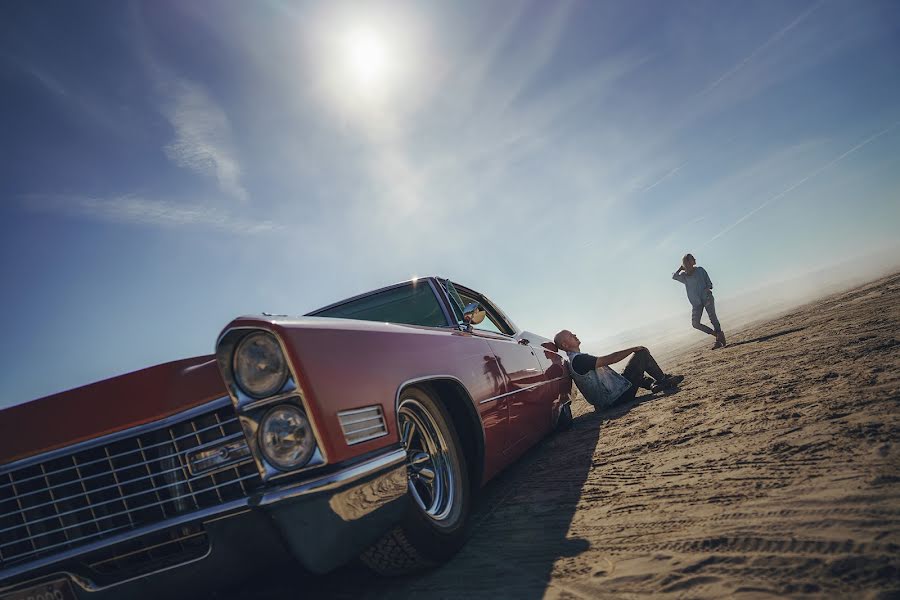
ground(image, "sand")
xmin=227 ymin=273 xmax=900 ymax=599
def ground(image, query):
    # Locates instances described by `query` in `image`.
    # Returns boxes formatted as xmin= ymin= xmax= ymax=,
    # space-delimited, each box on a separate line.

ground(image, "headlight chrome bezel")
xmin=258 ymin=403 xmax=317 ymax=471
xmin=232 ymin=331 xmax=290 ymax=399
xmin=216 ymin=325 xmax=328 ymax=479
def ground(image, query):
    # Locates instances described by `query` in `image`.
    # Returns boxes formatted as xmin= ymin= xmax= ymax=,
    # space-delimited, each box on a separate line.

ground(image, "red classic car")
xmin=0 ymin=277 xmax=572 ymax=599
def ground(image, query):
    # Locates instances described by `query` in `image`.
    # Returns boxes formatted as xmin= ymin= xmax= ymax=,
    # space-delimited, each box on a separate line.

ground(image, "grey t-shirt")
xmin=673 ymin=266 xmax=713 ymax=307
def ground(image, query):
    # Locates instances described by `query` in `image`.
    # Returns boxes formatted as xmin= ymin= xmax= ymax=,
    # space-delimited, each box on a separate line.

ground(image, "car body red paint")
xmin=0 ymin=277 xmax=572 ymax=598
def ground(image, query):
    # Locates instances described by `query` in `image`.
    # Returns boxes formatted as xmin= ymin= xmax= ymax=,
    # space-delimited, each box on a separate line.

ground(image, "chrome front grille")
xmin=0 ymin=401 xmax=260 ymax=570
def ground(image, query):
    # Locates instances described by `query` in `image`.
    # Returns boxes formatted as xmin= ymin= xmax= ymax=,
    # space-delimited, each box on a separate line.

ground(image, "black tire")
xmin=360 ymin=386 xmax=471 ymax=575
xmin=556 ymin=401 xmax=573 ymax=431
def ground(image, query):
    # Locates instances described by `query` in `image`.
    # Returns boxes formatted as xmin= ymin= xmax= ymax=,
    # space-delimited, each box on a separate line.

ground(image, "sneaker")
xmin=639 ymin=376 xmax=655 ymax=390
xmin=717 ymin=330 xmax=727 ymax=347
xmin=651 ymin=374 xmax=684 ymax=393
xmin=711 ymin=340 xmax=723 ymax=349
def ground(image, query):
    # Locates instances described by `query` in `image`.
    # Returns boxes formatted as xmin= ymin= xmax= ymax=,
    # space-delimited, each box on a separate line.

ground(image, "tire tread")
xmin=360 ymin=526 xmax=435 ymax=575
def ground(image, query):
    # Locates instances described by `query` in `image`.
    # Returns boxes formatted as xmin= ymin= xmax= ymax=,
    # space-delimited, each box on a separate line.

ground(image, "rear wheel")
xmin=556 ymin=401 xmax=573 ymax=431
xmin=360 ymin=386 xmax=471 ymax=575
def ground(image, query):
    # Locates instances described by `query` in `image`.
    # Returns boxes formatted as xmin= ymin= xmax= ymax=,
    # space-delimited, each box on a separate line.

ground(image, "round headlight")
xmin=258 ymin=404 xmax=316 ymax=470
xmin=233 ymin=332 xmax=288 ymax=398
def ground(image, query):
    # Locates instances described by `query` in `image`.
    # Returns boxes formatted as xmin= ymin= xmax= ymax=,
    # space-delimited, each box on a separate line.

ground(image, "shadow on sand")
xmin=603 ymin=388 xmax=681 ymax=421
xmin=728 ymin=327 xmax=806 ymax=348
xmin=224 ymin=391 xmax=671 ymax=599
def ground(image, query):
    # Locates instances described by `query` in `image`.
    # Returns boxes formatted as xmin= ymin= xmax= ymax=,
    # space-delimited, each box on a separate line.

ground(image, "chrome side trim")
xmin=0 ymin=396 xmax=232 ymax=476
xmin=0 ymin=499 xmax=250 ymax=587
xmin=256 ymin=447 xmax=406 ymax=506
xmin=478 ymin=376 xmax=566 ymax=405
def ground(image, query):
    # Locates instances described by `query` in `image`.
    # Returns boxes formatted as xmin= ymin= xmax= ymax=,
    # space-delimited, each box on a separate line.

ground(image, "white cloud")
xmin=162 ymin=79 xmax=249 ymax=203
xmin=22 ymin=194 xmax=279 ymax=235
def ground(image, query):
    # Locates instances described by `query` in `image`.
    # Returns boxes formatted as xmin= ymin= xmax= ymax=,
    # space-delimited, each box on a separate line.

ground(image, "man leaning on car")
xmin=553 ymin=330 xmax=683 ymax=409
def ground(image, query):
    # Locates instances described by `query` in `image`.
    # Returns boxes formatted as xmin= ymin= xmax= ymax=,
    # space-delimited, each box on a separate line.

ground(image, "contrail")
xmin=700 ymin=1 xmax=823 ymax=96
xmin=702 ymin=121 xmax=900 ymax=248
xmin=641 ymin=161 xmax=688 ymax=193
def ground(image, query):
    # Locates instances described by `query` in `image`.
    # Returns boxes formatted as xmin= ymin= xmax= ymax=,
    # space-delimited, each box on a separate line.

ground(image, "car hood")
xmin=0 ymin=355 xmax=227 ymax=466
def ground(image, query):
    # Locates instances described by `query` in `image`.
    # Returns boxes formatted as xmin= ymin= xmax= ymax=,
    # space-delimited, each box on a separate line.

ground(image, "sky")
xmin=1 ymin=0 xmax=899 ymax=407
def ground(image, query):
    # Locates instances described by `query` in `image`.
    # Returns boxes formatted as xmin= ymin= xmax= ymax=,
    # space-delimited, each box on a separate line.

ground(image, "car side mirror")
xmin=462 ymin=302 xmax=486 ymax=331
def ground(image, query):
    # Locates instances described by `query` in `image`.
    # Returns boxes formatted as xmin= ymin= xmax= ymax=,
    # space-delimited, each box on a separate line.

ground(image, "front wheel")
xmin=360 ymin=386 xmax=471 ymax=575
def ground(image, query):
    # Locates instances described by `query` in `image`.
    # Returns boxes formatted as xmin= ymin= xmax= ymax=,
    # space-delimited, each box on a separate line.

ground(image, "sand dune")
xmin=226 ymin=273 xmax=900 ymax=599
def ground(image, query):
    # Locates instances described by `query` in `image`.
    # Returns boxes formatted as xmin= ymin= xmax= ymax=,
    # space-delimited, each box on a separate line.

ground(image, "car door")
xmin=445 ymin=282 xmax=549 ymax=456
xmin=521 ymin=329 xmax=571 ymax=431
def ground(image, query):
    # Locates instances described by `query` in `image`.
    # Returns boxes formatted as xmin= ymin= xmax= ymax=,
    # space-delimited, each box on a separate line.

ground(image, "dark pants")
xmin=619 ymin=349 xmax=665 ymax=403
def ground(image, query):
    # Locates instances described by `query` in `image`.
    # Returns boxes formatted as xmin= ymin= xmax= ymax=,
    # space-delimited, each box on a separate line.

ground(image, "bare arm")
xmin=595 ymin=346 xmax=644 ymax=368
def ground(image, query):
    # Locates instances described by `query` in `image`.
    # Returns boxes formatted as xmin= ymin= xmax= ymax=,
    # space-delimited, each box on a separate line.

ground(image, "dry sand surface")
xmin=228 ymin=274 xmax=900 ymax=599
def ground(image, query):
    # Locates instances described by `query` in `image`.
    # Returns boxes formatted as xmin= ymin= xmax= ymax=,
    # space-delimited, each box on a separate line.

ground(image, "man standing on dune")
xmin=673 ymin=253 xmax=727 ymax=349
xmin=553 ymin=330 xmax=683 ymax=410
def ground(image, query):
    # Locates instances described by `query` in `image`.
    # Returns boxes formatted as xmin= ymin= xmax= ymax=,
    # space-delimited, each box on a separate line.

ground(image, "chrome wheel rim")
xmin=398 ymin=398 xmax=455 ymax=522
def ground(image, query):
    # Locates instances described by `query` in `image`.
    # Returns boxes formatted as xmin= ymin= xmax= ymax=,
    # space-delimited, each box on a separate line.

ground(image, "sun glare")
xmin=314 ymin=9 xmax=423 ymax=121
xmin=343 ymin=26 xmax=390 ymax=93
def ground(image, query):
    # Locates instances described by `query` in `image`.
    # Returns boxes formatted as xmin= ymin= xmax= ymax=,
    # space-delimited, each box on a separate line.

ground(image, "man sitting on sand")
xmin=553 ymin=330 xmax=684 ymax=410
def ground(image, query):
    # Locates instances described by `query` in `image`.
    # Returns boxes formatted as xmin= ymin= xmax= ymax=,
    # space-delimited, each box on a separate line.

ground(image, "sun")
xmin=342 ymin=26 xmax=391 ymax=93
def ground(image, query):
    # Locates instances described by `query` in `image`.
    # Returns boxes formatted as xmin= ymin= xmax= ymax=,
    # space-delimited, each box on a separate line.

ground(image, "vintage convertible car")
xmin=0 ymin=277 xmax=572 ymax=599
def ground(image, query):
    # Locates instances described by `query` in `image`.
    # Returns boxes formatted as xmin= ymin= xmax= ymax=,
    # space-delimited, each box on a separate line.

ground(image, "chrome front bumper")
xmin=0 ymin=448 xmax=408 ymax=599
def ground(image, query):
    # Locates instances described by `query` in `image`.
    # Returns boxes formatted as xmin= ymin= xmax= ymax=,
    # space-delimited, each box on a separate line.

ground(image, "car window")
xmin=440 ymin=280 xmax=466 ymax=322
xmin=313 ymin=283 xmax=447 ymax=327
xmin=457 ymin=290 xmax=509 ymax=336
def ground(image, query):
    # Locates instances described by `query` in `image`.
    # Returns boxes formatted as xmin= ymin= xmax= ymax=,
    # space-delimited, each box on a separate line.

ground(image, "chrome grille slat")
xmin=167 ymin=429 xmax=199 ymax=513
xmin=2 ymin=524 xmax=134 ymax=563
xmin=0 ymin=417 xmax=240 ymax=488
xmin=0 ymin=471 xmax=258 ymax=550
xmin=7 ymin=477 xmax=37 ymax=561
xmin=39 ymin=464 xmax=68 ymax=546
xmin=190 ymin=420 xmax=224 ymax=505
xmin=212 ymin=411 xmax=237 ymax=501
xmin=104 ymin=447 xmax=136 ymax=530
xmin=135 ymin=437 xmax=169 ymax=521
xmin=7 ymin=431 xmax=243 ymax=510
xmin=0 ymin=463 xmax=197 ymax=512
xmin=338 ymin=405 xmax=388 ymax=445
xmin=71 ymin=453 xmax=103 ymax=545
xmin=345 ymin=423 xmax=387 ymax=435
xmin=339 ymin=414 xmax=385 ymax=427
xmin=0 ymin=458 xmax=253 ymax=536
xmin=0 ymin=403 xmax=259 ymax=569
xmin=88 ymin=529 xmax=207 ymax=570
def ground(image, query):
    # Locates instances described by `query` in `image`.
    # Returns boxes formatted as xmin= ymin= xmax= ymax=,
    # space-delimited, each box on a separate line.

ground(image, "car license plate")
xmin=1 ymin=580 xmax=76 ymax=600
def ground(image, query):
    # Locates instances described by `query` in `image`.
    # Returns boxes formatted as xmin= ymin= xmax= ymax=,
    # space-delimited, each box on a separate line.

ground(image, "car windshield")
xmin=312 ymin=282 xmax=447 ymax=328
